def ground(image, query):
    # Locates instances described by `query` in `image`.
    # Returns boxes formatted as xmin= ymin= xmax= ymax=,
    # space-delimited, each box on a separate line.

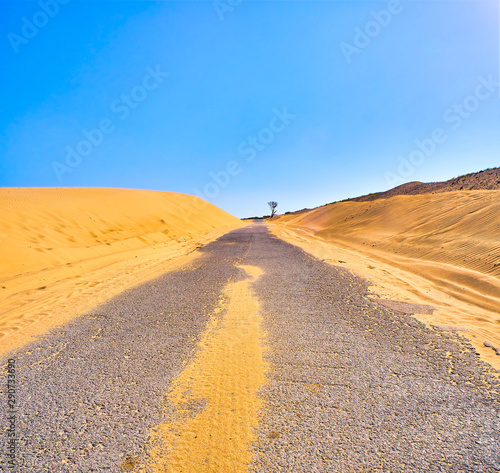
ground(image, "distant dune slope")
xmin=0 ymin=187 xmax=240 ymax=278
xmin=0 ymin=188 xmax=243 ymax=354
xmin=276 ymin=191 xmax=500 ymax=279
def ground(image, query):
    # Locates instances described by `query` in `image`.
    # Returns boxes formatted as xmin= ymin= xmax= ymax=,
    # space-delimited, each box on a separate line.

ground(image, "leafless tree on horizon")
xmin=268 ymin=201 xmax=278 ymax=218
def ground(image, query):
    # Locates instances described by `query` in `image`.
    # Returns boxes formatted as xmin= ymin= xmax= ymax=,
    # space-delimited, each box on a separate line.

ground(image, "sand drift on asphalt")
xmin=138 ymin=264 xmax=268 ymax=472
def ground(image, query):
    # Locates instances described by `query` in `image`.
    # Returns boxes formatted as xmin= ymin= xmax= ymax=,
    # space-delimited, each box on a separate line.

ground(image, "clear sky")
xmin=1 ymin=0 xmax=499 ymax=218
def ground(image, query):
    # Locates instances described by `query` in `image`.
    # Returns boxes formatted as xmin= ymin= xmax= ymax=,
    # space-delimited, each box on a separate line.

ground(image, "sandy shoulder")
xmin=0 ymin=227 xmax=242 ymax=358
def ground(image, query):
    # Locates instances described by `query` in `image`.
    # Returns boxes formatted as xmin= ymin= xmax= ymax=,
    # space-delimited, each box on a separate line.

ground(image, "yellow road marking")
xmin=137 ymin=264 xmax=267 ymax=472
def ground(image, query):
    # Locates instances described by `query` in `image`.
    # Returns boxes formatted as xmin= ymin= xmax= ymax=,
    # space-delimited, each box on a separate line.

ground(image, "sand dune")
xmin=272 ymin=190 xmax=500 ymax=370
xmin=0 ymin=188 xmax=243 ymax=355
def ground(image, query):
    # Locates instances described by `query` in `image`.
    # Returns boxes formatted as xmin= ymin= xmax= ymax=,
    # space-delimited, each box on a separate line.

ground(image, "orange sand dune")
xmin=0 ymin=188 xmax=243 ymax=356
xmin=273 ymin=190 xmax=500 ymax=370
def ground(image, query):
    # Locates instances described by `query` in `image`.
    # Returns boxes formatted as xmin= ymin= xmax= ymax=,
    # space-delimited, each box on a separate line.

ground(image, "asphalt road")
xmin=1 ymin=223 xmax=499 ymax=472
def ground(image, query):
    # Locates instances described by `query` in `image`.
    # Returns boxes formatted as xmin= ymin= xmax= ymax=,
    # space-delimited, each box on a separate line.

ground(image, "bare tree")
xmin=268 ymin=201 xmax=278 ymax=218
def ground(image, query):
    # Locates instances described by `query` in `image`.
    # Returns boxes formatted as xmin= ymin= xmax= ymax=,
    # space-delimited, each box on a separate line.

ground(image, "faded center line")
xmin=137 ymin=264 xmax=267 ymax=472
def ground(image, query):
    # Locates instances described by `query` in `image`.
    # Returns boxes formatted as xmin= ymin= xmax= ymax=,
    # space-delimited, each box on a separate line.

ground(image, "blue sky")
xmin=0 ymin=0 xmax=499 ymax=217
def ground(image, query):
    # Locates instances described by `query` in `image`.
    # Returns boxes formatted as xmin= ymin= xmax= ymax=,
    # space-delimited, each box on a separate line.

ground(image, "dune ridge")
xmin=272 ymin=190 xmax=500 ymax=370
xmin=0 ymin=187 xmax=243 ymax=355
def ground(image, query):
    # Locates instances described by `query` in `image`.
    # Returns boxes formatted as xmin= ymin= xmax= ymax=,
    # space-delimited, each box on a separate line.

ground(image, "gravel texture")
xmin=1 ymin=222 xmax=499 ymax=472
xmin=246 ymin=224 xmax=500 ymax=472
